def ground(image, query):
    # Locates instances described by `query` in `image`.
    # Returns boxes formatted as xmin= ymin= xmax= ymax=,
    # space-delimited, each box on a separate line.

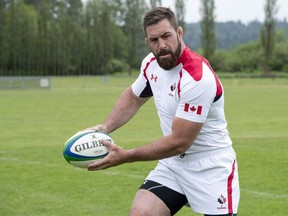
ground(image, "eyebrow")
xmin=148 ymin=31 xmax=172 ymax=41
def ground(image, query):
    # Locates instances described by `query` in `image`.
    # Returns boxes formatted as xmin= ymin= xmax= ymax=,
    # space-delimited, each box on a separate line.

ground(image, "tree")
xmin=98 ymin=1 xmax=114 ymax=74
xmin=84 ymin=0 xmax=103 ymax=75
xmin=36 ymin=0 xmax=52 ymax=75
xmin=261 ymin=0 xmax=278 ymax=74
xmin=269 ymin=30 xmax=288 ymax=72
xmin=149 ymin=0 xmax=161 ymax=8
xmin=3 ymin=0 xmax=38 ymax=75
xmin=123 ymin=0 xmax=147 ymax=75
xmin=83 ymin=0 xmax=128 ymax=75
xmin=0 ymin=0 xmax=8 ymax=75
xmin=200 ymin=0 xmax=216 ymax=61
xmin=175 ymin=0 xmax=185 ymax=30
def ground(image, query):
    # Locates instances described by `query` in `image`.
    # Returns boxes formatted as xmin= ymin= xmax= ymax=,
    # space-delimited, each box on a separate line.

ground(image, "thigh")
xmin=139 ymin=180 xmax=188 ymax=215
xmin=129 ymin=189 xmax=170 ymax=216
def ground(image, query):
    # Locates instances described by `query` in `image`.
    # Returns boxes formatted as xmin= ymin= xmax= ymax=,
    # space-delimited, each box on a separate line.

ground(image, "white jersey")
xmin=132 ymin=47 xmax=232 ymax=154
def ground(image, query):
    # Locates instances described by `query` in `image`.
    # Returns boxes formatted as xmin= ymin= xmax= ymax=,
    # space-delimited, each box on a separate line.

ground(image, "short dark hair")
xmin=143 ymin=7 xmax=179 ymax=36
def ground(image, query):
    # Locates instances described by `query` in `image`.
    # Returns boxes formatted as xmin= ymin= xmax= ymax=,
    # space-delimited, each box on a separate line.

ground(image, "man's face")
xmin=145 ymin=19 xmax=182 ymax=70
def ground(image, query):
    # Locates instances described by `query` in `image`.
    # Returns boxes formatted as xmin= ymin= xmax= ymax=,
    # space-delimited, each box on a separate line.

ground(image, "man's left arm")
xmin=87 ymin=117 xmax=203 ymax=170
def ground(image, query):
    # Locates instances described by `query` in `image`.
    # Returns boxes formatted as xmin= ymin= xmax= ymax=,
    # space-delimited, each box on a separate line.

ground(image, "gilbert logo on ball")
xmin=63 ymin=130 xmax=113 ymax=168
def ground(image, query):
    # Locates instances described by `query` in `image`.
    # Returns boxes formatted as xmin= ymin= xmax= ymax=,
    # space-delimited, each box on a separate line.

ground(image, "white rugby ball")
xmin=63 ymin=130 xmax=113 ymax=168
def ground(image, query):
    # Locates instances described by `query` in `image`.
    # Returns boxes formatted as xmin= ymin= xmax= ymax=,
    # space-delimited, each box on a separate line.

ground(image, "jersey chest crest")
xmin=148 ymin=69 xmax=180 ymax=115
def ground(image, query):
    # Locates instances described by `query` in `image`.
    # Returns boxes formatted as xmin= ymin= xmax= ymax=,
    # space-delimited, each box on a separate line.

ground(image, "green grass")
xmin=0 ymin=76 xmax=287 ymax=215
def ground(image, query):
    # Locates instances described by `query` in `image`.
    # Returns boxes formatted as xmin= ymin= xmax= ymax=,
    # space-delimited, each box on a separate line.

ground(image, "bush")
xmin=106 ymin=58 xmax=129 ymax=74
xmin=270 ymin=42 xmax=288 ymax=71
xmin=209 ymin=50 xmax=229 ymax=72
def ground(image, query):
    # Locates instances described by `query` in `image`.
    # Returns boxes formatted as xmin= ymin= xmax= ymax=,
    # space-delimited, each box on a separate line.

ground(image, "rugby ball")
xmin=63 ymin=130 xmax=113 ymax=168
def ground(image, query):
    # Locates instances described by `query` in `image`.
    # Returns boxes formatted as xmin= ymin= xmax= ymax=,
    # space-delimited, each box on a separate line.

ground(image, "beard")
xmin=154 ymin=38 xmax=182 ymax=70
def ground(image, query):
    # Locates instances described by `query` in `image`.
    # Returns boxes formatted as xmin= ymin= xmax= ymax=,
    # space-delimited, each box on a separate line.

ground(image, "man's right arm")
xmin=90 ymin=86 xmax=150 ymax=133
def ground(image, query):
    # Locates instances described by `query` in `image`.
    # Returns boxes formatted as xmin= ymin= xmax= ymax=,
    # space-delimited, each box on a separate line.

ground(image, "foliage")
xmin=123 ymin=0 xmax=148 ymax=75
xmin=225 ymin=41 xmax=263 ymax=72
xmin=184 ymin=20 xmax=288 ymax=50
xmin=175 ymin=0 xmax=185 ymax=30
xmin=149 ymin=0 xmax=162 ymax=8
xmin=270 ymin=31 xmax=288 ymax=72
xmin=261 ymin=0 xmax=279 ymax=73
xmin=0 ymin=1 xmax=288 ymax=75
xmin=196 ymin=27 xmax=288 ymax=73
xmin=200 ymin=0 xmax=216 ymax=60
xmin=0 ymin=0 xmax=145 ymax=76
xmin=106 ymin=58 xmax=129 ymax=74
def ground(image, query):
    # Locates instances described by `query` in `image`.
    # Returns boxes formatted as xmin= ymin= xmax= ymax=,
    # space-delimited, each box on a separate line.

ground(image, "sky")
xmin=162 ymin=0 xmax=288 ymax=24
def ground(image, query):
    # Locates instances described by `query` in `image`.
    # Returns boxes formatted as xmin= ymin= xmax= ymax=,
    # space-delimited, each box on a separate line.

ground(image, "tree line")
xmin=196 ymin=0 xmax=288 ymax=74
xmin=0 ymin=0 xmax=287 ymax=76
xmin=185 ymin=20 xmax=288 ymax=73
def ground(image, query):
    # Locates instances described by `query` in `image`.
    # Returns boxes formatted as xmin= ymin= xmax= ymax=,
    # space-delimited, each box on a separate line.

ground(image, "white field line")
xmin=241 ymin=189 xmax=288 ymax=199
xmin=1 ymin=156 xmax=287 ymax=199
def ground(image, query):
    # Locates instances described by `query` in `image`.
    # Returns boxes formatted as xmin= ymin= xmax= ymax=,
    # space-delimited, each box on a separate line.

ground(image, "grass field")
xmin=0 ymin=76 xmax=287 ymax=216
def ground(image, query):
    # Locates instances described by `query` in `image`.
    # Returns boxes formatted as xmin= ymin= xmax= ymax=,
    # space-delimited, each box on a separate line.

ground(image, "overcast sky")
xmin=162 ymin=0 xmax=288 ymax=23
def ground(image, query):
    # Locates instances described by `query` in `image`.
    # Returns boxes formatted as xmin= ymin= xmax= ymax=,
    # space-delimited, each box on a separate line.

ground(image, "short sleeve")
xmin=175 ymin=64 xmax=217 ymax=123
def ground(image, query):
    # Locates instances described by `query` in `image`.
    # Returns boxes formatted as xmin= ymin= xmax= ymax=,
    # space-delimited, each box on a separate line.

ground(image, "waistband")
xmin=166 ymin=146 xmax=235 ymax=162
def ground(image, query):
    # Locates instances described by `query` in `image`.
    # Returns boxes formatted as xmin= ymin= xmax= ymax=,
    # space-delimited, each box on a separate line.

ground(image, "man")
xmin=87 ymin=7 xmax=240 ymax=216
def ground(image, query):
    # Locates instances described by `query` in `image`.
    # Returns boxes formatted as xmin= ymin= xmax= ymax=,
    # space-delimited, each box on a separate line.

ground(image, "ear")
xmin=145 ymin=37 xmax=148 ymax=45
xmin=177 ymin=26 xmax=184 ymax=37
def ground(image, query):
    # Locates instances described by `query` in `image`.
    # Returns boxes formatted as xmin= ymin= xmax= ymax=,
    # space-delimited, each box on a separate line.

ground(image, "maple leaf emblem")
xmin=217 ymin=194 xmax=227 ymax=205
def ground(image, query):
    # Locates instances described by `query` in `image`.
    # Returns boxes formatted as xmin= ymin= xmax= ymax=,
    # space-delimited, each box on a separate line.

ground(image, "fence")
xmin=0 ymin=77 xmax=51 ymax=89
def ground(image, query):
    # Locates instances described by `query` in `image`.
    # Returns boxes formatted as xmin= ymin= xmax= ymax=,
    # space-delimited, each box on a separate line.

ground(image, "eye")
xmin=162 ymin=33 xmax=171 ymax=39
xmin=149 ymin=38 xmax=158 ymax=43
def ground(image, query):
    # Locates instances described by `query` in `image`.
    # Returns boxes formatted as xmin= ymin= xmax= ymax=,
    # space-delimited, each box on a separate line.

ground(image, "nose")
xmin=158 ymin=38 xmax=167 ymax=50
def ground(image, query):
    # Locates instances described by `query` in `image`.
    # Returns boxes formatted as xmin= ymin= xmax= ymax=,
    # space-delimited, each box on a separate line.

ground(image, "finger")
xmin=88 ymin=126 xmax=101 ymax=132
xmin=101 ymin=139 xmax=114 ymax=149
xmin=77 ymin=128 xmax=99 ymax=135
xmin=90 ymin=125 xmax=109 ymax=133
xmin=87 ymin=160 xmax=105 ymax=171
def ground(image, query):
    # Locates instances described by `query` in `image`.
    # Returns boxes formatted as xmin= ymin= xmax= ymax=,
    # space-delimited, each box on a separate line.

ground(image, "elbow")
xmin=173 ymin=140 xmax=192 ymax=155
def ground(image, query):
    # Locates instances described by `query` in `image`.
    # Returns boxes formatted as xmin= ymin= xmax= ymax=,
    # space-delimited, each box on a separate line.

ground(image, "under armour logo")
xmin=151 ymin=74 xmax=158 ymax=82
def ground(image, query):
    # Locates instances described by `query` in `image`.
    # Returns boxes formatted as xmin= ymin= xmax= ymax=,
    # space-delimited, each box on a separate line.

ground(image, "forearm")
xmin=126 ymin=118 xmax=203 ymax=162
xmin=126 ymin=136 xmax=184 ymax=162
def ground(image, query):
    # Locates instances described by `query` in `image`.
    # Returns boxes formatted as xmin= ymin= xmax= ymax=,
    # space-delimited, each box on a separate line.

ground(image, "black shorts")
xmin=139 ymin=180 xmax=188 ymax=215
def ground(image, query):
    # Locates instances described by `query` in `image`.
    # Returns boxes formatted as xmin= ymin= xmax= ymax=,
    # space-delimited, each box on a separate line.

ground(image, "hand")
xmin=87 ymin=140 xmax=128 ymax=171
xmin=78 ymin=125 xmax=108 ymax=133
xmin=82 ymin=125 xmax=108 ymax=133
